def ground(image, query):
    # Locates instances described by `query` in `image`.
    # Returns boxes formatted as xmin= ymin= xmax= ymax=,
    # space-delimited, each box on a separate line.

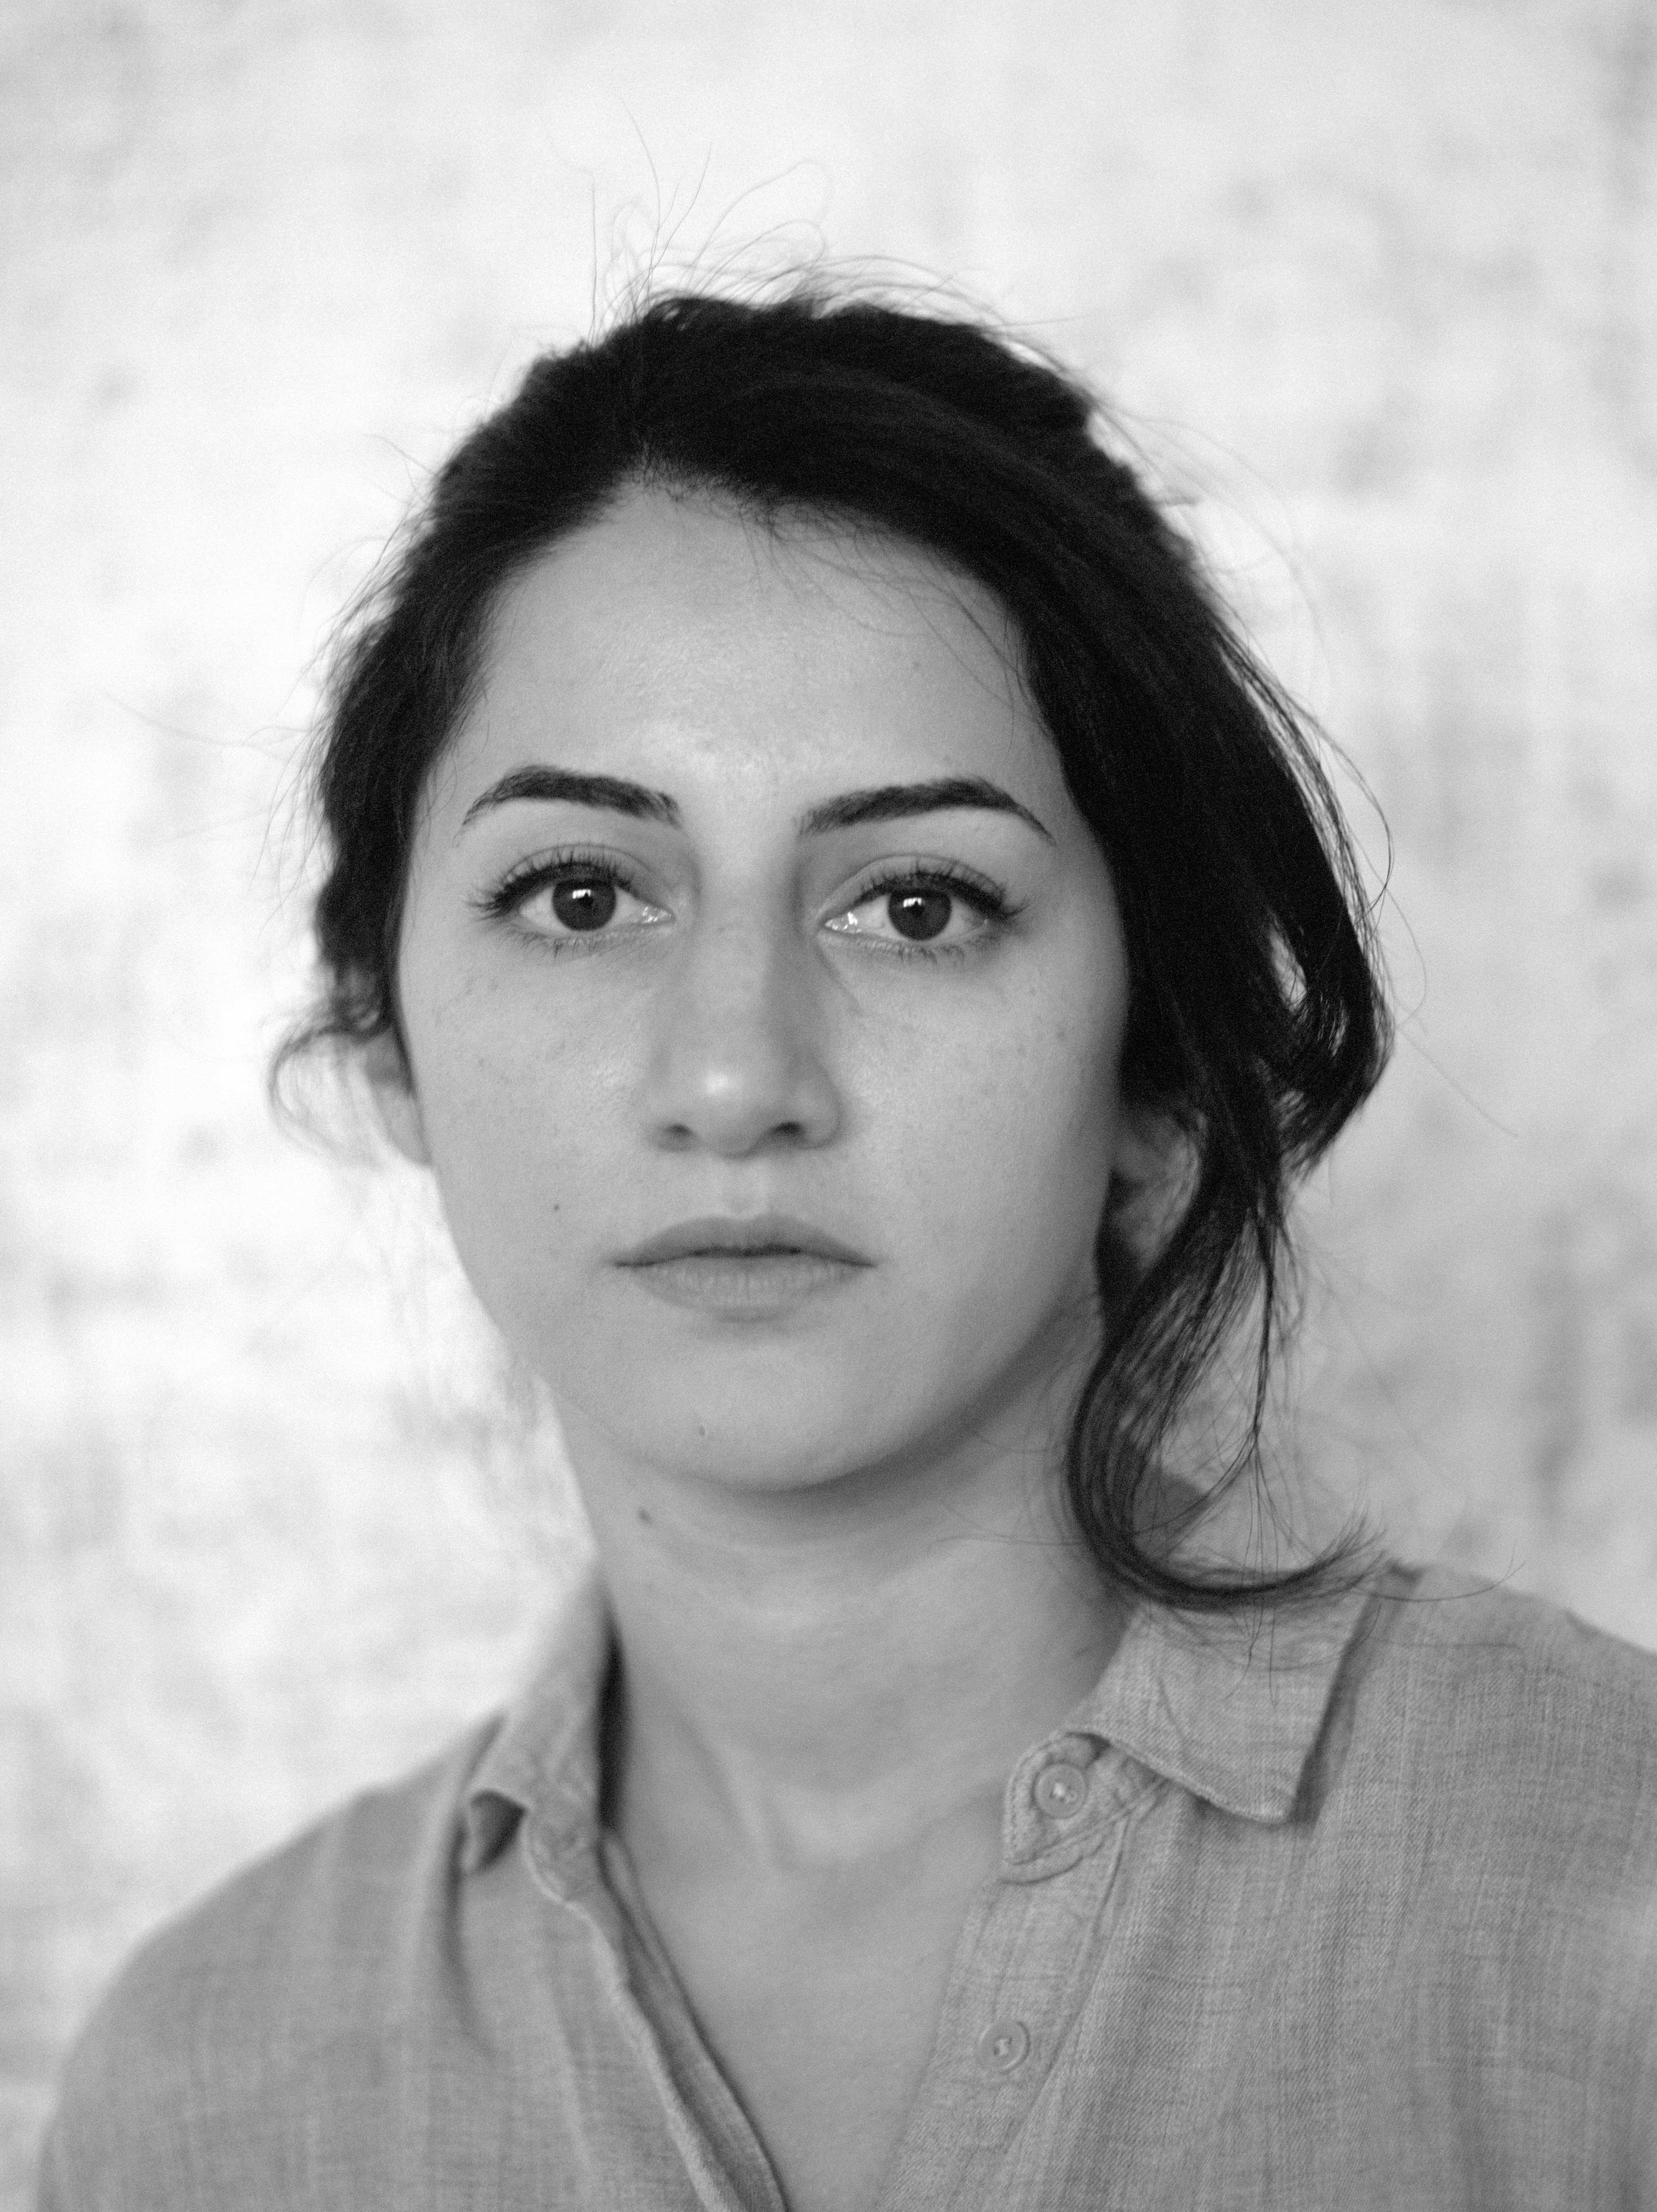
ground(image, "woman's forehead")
xmin=442 ymin=487 xmax=1068 ymax=826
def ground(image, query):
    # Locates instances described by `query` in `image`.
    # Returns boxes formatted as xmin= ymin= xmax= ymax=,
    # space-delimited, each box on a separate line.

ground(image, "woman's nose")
xmin=641 ymin=919 xmax=842 ymax=1157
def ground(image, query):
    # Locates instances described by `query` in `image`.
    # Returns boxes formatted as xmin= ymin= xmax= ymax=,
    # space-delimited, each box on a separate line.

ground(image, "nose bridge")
xmin=646 ymin=896 xmax=838 ymax=1154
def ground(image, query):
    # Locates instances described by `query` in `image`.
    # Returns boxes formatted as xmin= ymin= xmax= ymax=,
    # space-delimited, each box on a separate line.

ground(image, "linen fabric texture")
xmin=38 ymin=1563 xmax=1657 ymax=2210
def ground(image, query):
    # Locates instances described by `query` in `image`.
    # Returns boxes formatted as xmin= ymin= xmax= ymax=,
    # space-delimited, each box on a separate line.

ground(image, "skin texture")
xmin=372 ymin=486 xmax=1166 ymax=2212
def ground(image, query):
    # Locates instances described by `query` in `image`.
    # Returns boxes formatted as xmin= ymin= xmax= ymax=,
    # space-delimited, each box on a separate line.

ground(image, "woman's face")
xmin=381 ymin=487 xmax=1138 ymax=1498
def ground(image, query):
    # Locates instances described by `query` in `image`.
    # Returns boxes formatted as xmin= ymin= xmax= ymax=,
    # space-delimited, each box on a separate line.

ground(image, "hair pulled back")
xmin=282 ymin=284 xmax=1392 ymax=1614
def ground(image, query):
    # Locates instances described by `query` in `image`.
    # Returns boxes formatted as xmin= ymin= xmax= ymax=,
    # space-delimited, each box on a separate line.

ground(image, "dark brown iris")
xmin=552 ymin=877 xmax=617 ymax=932
xmin=888 ymin=888 xmax=952 ymax=941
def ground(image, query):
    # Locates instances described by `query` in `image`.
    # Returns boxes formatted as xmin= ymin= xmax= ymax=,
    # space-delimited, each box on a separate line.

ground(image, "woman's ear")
xmin=360 ymin=1029 xmax=431 ymax=1166
xmin=1106 ymin=1105 xmax=1196 ymax=1271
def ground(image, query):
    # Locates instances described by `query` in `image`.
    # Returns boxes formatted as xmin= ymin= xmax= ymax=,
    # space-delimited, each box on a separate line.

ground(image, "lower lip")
xmin=618 ymin=1250 xmax=866 ymax=1316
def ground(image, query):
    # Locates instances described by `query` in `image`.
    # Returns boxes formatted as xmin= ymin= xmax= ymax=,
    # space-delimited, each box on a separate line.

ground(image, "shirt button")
xmin=1032 ymin=1760 xmax=1089 ymax=1818
xmin=977 ymin=2019 xmax=1031 ymax=2072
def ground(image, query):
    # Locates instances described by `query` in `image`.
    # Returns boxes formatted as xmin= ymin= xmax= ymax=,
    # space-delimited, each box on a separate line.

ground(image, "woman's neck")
xmin=563 ymin=1400 xmax=1132 ymax=1879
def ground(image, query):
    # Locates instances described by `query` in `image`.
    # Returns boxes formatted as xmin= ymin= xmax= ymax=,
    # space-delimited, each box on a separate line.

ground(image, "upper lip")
xmin=615 ymin=1214 xmax=873 ymax=1267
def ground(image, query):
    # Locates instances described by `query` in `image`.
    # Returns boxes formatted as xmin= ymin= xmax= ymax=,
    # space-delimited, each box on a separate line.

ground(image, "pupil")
xmin=552 ymin=877 xmax=617 ymax=932
xmin=888 ymin=887 xmax=952 ymax=941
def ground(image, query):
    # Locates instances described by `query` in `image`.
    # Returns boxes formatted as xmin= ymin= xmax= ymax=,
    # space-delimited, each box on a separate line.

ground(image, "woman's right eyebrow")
xmin=460 ymin=767 xmax=681 ymax=832
xmin=460 ymin=765 xmax=1053 ymax=845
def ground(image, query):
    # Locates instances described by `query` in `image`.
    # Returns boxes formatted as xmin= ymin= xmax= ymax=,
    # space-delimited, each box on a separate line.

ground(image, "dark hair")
xmin=280 ymin=284 xmax=1392 ymax=1614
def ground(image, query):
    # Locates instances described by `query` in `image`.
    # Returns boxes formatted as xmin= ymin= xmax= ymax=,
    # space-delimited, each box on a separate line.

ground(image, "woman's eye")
xmin=824 ymin=878 xmax=1000 ymax=949
xmin=498 ymin=864 xmax=668 ymax=940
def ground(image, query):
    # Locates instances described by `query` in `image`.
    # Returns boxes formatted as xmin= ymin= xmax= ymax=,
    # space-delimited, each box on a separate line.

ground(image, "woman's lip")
xmin=614 ymin=1214 xmax=873 ymax=1267
xmin=618 ymin=1249 xmax=865 ymax=1317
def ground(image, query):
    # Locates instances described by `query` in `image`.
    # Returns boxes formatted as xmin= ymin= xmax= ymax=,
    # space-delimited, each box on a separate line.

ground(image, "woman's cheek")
xmin=418 ymin=1048 xmax=582 ymax=1323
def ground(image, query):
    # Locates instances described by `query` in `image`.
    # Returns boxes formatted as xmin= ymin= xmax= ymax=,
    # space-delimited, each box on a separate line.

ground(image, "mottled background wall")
xmin=4 ymin=0 xmax=1656 ymax=2197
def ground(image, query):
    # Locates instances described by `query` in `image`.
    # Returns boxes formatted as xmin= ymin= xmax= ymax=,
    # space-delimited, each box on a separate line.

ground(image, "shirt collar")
xmin=459 ymin=1569 xmax=614 ymax=1875
xmin=1066 ymin=1581 xmax=1376 ymax=1823
xmin=459 ymin=1563 xmax=1376 ymax=1875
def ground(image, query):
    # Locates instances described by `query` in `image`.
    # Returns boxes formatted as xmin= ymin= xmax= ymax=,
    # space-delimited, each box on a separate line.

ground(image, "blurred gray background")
xmin=5 ymin=0 xmax=1657 ymax=2198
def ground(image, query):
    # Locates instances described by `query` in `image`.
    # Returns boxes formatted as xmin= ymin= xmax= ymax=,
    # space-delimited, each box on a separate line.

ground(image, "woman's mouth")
xmin=613 ymin=1216 xmax=872 ymax=1317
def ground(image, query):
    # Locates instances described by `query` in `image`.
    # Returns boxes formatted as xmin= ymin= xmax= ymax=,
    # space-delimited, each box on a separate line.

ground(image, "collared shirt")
xmin=38 ymin=1561 xmax=1657 ymax=2210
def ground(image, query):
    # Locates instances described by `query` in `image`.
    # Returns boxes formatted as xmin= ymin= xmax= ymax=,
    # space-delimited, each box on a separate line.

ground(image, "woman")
xmin=41 ymin=287 xmax=1657 ymax=2211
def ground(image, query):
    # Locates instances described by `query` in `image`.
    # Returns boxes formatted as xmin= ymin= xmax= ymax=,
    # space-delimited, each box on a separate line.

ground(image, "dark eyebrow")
xmin=458 ymin=765 xmax=1052 ymax=845
xmin=798 ymin=776 xmax=1054 ymax=844
xmin=459 ymin=767 xmax=681 ymax=833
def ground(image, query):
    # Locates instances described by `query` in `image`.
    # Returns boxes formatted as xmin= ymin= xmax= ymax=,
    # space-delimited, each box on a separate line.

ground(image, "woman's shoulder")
xmin=40 ymin=1711 xmax=505 ymax=2211
xmin=1349 ymin=1562 xmax=1657 ymax=1728
xmin=1306 ymin=1569 xmax=1657 ymax=2135
xmin=1325 ymin=1562 xmax=1657 ymax=1847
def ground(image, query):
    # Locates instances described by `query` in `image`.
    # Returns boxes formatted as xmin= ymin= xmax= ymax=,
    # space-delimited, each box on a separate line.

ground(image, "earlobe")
xmin=361 ymin=1029 xmax=432 ymax=1166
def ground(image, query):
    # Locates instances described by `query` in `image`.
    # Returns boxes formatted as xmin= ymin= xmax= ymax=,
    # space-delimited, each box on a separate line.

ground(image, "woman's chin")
xmin=547 ymin=1371 xmax=936 ymax=1503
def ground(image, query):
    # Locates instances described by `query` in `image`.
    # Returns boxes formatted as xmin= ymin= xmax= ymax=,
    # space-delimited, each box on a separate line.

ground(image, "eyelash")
xmin=472 ymin=846 xmax=643 ymax=927
xmin=472 ymin=849 xmax=1019 ymax=960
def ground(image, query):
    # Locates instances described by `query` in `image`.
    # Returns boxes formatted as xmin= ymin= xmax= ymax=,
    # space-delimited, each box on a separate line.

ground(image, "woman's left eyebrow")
xmin=458 ymin=766 xmax=1053 ymax=844
xmin=798 ymin=777 xmax=1054 ymax=843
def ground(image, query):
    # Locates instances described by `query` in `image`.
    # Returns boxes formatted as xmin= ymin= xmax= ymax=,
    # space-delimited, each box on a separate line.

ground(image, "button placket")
xmin=876 ymin=1797 xmax=1135 ymax=2203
